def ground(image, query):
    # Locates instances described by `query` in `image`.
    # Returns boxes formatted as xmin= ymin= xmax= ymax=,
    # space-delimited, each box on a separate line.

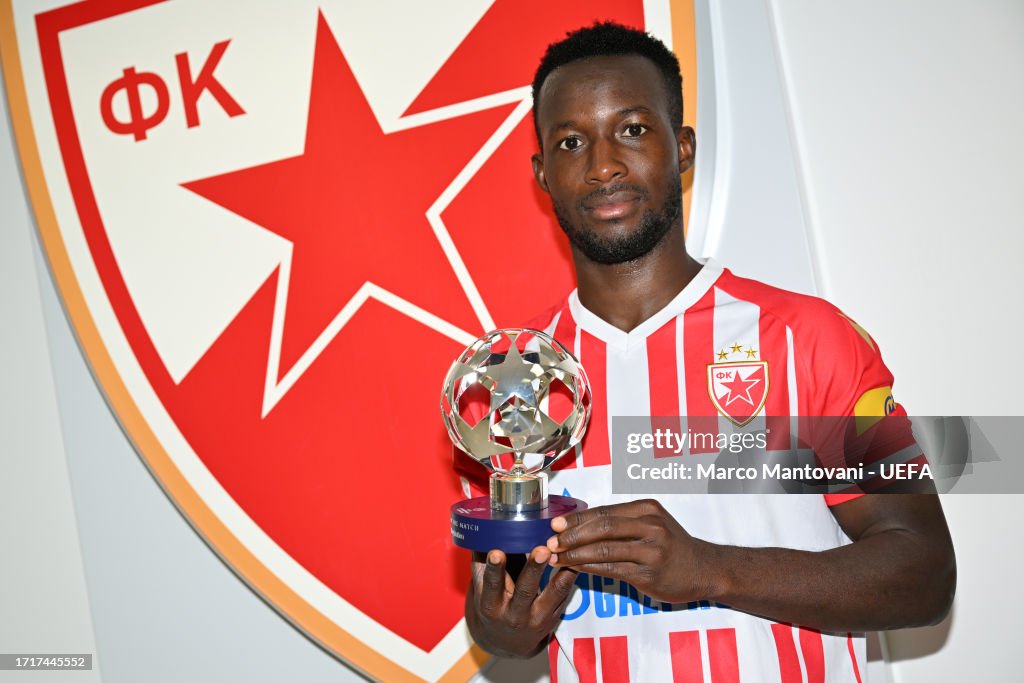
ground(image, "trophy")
xmin=441 ymin=328 xmax=592 ymax=553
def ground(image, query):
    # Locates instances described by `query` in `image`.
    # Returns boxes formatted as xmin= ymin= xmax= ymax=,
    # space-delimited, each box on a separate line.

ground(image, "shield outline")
xmin=706 ymin=360 xmax=770 ymax=427
xmin=0 ymin=0 xmax=699 ymax=680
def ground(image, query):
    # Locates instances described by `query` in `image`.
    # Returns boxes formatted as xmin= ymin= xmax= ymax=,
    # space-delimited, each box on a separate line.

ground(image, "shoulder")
xmin=523 ymin=297 xmax=572 ymax=333
xmin=714 ymin=267 xmax=895 ymax=415
xmin=714 ymin=268 xmax=879 ymax=359
xmin=715 ymin=269 xmax=862 ymax=339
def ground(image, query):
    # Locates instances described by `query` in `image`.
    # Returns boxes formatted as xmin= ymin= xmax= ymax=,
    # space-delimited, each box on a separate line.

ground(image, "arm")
xmin=547 ymin=495 xmax=955 ymax=632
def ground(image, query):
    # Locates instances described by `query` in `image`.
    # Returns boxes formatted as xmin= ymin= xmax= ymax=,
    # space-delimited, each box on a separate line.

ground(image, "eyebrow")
xmin=547 ymin=106 xmax=654 ymax=135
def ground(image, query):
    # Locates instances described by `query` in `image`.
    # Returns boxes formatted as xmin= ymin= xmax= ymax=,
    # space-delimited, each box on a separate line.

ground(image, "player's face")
xmin=532 ymin=55 xmax=693 ymax=265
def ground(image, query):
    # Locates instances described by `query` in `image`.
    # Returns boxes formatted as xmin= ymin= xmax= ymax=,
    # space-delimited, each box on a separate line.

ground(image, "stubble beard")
xmin=553 ymin=177 xmax=683 ymax=266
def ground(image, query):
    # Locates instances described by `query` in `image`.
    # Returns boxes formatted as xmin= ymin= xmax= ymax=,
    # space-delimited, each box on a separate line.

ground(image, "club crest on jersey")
xmin=707 ymin=345 xmax=769 ymax=426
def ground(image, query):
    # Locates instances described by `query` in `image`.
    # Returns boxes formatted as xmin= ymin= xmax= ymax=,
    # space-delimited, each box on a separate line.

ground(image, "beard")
xmin=553 ymin=177 xmax=682 ymax=265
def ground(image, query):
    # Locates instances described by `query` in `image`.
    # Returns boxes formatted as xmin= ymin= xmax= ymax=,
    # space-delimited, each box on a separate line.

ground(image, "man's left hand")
xmin=546 ymin=499 xmax=717 ymax=604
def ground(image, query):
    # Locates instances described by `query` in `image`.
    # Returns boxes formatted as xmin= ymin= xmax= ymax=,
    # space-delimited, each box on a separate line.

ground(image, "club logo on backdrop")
xmin=707 ymin=344 xmax=769 ymax=426
xmin=2 ymin=0 xmax=692 ymax=680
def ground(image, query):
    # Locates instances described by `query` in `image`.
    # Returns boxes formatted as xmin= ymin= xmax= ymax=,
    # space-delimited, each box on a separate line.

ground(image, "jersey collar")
xmin=568 ymin=257 xmax=724 ymax=351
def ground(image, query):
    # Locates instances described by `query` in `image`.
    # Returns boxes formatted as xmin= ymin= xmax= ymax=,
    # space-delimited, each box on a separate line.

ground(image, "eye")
xmin=623 ymin=123 xmax=648 ymax=138
xmin=558 ymin=135 xmax=583 ymax=151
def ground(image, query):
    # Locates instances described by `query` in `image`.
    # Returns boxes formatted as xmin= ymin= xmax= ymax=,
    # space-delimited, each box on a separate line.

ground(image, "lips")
xmin=582 ymin=188 xmax=645 ymax=220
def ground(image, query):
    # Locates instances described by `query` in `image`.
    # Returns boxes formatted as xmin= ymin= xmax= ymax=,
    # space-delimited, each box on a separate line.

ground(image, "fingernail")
xmin=533 ymin=548 xmax=550 ymax=563
xmin=551 ymin=517 xmax=567 ymax=532
xmin=546 ymin=536 xmax=559 ymax=552
xmin=487 ymin=551 xmax=500 ymax=565
xmin=549 ymin=553 xmax=559 ymax=565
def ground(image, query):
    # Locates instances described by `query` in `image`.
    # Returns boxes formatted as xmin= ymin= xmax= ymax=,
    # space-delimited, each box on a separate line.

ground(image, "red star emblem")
xmin=708 ymin=362 xmax=769 ymax=426
xmin=720 ymin=369 xmax=760 ymax=406
xmin=30 ymin=0 xmax=650 ymax=675
xmin=182 ymin=13 xmax=512 ymax=387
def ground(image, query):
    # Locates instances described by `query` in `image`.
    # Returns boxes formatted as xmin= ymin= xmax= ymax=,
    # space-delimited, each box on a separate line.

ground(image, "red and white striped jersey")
xmin=458 ymin=259 xmax=911 ymax=682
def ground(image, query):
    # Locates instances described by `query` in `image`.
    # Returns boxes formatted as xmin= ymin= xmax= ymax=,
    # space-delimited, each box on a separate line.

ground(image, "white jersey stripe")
xmin=675 ymin=311 xmax=688 ymax=454
xmin=712 ymin=286 xmax=763 ymax=437
xmin=787 ymin=325 xmax=799 ymax=449
xmin=544 ymin=310 xmax=562 ymax=337
xmin=793 ymin=625 xmax=809 ymax=683
xmin=699 ymin=628 xmax=713 ymax=683
xmin=606 ymin=345 xmax=652 ymax=475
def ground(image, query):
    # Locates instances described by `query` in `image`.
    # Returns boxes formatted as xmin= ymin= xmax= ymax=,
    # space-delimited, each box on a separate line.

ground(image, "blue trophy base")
xmin=450 ymin=495 xmax=588 ymax=554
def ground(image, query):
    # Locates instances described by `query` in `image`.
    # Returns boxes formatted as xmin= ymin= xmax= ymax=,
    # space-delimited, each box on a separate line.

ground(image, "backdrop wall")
xmin=2 ymin=1 xmax=1020 ymax=682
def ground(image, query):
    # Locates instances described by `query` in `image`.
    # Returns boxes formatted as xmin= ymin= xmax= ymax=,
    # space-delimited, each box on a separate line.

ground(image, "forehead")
xmin=536 ymin=54 xmax=670 ymax=130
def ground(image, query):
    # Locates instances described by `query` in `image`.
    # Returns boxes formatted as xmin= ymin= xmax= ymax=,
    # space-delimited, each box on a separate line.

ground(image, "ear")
xmin=677 ymin=126 xmax=696 ymax=174
xmin=532 ymin=152 xmax=550 ymax=194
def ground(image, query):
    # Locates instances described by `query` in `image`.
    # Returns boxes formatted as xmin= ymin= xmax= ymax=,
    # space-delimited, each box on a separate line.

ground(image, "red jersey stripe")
xmin=549 ymin=637 xmax=560 ymax=683
xmin=648 ymin=318 xmax=681 ymax=458
xmin=799 ymin=628 xmax=826 ymax=683
xmin=600 ymin=635 xmax=631 ymax=683
xmin=573 ymin=637 xmax=598 ymax=683
xmin=669 ymin=630 xmax=705 ymax=683
xmin=770 ymin=624 xmax=802 ymax=683
xmin=758 ymin=306 xmax=791 ymax=450
xmin=551 ymin=307 xmax=579 ymax=471
xmin=847 ymin=634 xmax=864 ymax=683
xmin=580 ymin=330 xmax=610 ymax=467
xmin=684 ymin=288 xmax=718 ymax=453
xmin=707 ymin=628 xmax=740 ymax=683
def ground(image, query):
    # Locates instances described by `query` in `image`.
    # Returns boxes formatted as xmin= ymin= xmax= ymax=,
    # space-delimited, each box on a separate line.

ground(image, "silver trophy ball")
xmin=441 ymin=328 xmax=591 ymax=552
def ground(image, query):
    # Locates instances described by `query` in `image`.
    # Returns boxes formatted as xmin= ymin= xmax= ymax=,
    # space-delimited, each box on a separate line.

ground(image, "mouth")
xmin=582 ymin=189 xmax=643 ymax=221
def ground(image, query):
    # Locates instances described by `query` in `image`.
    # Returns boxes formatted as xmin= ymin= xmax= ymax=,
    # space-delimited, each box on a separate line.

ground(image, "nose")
xmin=586 ymin=137 xmax=626 ymax=185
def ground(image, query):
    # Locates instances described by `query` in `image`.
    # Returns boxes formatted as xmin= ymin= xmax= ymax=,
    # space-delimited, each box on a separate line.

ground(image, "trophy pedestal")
xmin=450 ymin=494 xmax=587 ymax=553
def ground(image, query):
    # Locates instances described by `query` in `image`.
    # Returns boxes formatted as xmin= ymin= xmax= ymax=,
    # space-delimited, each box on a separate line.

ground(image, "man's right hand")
xmin=466 ymin=546 xmax=578 ymax=659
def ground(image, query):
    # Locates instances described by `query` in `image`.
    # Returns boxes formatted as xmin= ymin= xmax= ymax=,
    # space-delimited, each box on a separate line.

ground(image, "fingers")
xmin=548 ymin=515 xmax=656 ymax=554
xmin=477 ymin=550 xmax=508 ymax=615
xmin=568 ymin=561 xmax=645 ymax=583
xmin=551 ymin=540 xmax=651 ymax=567
xmin=534 ymin=566 xmax=579 ymax=615
xmin=507 ymin=547 xmax=551 ymax=614
xmin=551 ymin=499 xmax=662 ymax=533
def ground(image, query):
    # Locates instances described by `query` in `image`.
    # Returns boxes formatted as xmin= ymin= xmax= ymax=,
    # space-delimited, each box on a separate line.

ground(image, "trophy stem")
xmin=490 ymin=472 xmax=548 ymax=513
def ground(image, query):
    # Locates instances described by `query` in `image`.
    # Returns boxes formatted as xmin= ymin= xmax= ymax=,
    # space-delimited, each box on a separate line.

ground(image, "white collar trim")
xmin=568 ymin=258 xmax=724 ymax=350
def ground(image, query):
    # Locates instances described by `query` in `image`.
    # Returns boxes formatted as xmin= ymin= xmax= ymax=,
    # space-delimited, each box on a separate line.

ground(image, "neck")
xmin=573 ymin=228 xmax=703 ymax=333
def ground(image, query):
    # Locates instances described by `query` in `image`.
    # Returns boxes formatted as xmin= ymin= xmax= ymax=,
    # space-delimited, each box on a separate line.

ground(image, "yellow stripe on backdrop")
xmin=672 ymin=0 xmax=698 ymax=236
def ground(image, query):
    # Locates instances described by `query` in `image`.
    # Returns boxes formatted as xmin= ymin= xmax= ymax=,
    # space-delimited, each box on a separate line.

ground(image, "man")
xmin=462 ymin=23 xmax=955 ymax=681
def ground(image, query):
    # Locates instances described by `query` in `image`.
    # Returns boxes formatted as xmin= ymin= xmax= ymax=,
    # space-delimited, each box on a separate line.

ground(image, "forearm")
xmin=703 ymin=529 xmax=956 ymax=632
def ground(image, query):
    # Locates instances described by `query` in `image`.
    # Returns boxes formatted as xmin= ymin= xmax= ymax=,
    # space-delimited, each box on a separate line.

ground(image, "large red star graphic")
xmin=720 ymin=369 xmax=761 ymax=406
xmin=182 ymin=12 xmax=513 ymax=379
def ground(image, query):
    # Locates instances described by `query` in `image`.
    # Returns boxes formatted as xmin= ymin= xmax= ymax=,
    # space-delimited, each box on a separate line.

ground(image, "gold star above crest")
xmin=730 ymin=343 xmax=743 ymax=354
xmin=717 ymin=349 xmax=729 ymax=361
xmin=745 ymin=347 xmax=758 ymax=359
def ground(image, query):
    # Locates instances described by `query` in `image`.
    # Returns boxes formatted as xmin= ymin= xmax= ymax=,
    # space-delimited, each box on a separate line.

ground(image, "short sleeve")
xmin=796 ymin=310 xmax=918 ymax=505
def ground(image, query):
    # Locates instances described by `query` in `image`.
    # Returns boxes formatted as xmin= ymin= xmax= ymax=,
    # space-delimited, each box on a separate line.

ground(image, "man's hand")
xmin=546 ymin=499 xmax=716 ymax=604
xmin=547 ymin=494 xmax=955 ymax=633
xmin=466 ymin=546 xmax=579 ymax=659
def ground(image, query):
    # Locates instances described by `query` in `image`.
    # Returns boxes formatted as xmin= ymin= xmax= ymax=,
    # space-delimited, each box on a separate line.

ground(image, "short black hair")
xmin=531 ymin=22 xmax=684 ymax=143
